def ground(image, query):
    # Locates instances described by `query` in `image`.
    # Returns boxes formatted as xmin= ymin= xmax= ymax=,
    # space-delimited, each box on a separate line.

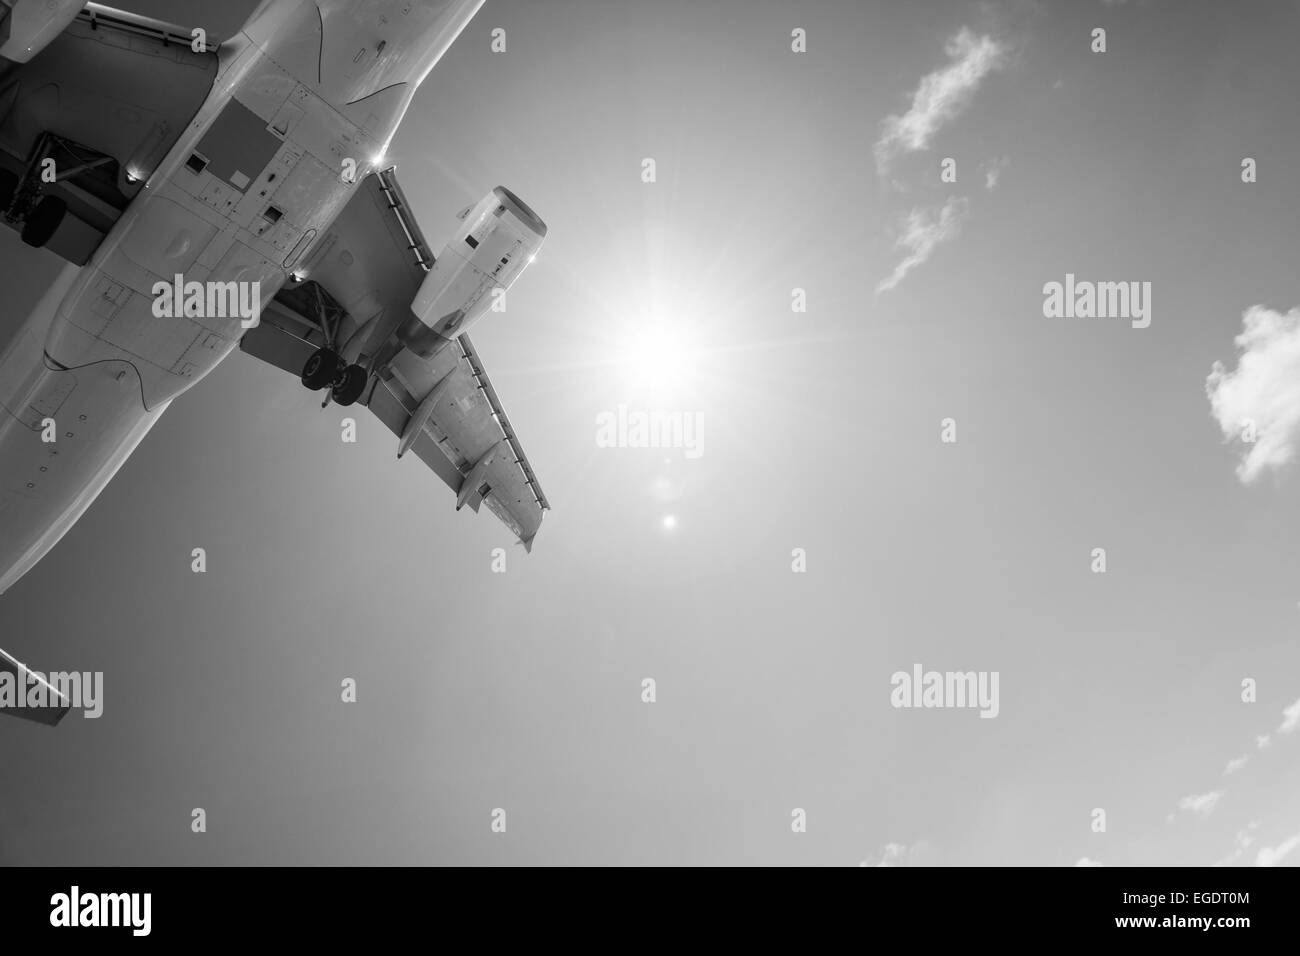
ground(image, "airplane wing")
xmin=239 ymin=168 xmax=549 ymax=551
xmin=0 ymin=646 xmax=71 ymax=726
xmin=0 ymin=3 xmax=219 ymax=263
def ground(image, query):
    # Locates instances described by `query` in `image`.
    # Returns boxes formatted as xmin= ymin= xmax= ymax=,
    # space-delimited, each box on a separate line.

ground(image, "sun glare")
xmin=617 ymin=323 xmax=699 ymax=398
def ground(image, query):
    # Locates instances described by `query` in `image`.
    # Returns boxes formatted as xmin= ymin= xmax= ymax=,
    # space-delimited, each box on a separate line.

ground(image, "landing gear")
xmin=5 ymin=132 xmax=114 ymax=251
xmin=21 ymin=195 xmax=67 ymax=248
xmin=332 ymin=364 xmax=368 ymax=406
xmin=301 ymin=347 xmax=339 ymax=391
xmin=300 ymin=347 xmax=368 ymax=406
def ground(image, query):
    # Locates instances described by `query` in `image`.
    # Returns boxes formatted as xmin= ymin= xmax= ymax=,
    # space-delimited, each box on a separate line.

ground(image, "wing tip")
xmin=0 ymin=648 xmax=73 ymax=727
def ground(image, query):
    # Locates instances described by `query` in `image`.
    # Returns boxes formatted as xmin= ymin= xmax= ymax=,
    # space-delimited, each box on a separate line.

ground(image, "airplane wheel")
xmin=301 ymin=348 xmax=340 ymax=391
xmin=21 ymin=195 xmax=66 ymax=248
xmin=331 ymin=364 xmax=368 ymax=407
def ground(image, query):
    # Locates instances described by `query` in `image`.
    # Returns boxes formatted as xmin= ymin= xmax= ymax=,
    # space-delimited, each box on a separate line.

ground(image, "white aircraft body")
xmin=0 ymin=0 xmax=550 ymax=723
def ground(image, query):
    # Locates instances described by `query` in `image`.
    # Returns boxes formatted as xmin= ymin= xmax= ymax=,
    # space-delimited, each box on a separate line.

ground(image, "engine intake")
xmin=0 ymin=0 xmax=83 ymax=64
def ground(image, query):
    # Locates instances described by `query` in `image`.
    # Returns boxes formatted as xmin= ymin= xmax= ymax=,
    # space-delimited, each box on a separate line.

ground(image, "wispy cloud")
xmin=876 ymin=197 xmax=970 ymax=293
xmin=1278 ymin=696 xmax=1300 ymax=735
xmin=1074 ymin=857 xmax=1104 ymax=867
xmin=1167 ymin=693 xmax=1298 ymax=857
xmin=983 ymin=156 xmax=1007 ymax=191
xmin=874 ymin=28 xmax=1010 ymax=174
xmin=1237 ymin=823 xmax=1259 ymax=849
xmin=1177 ymin=791 xmax=1224 ymax=819
xmin=1213 ymin=822 xmax=1259 ymax=867
xmin=1256 ymin=831 xmax=1300 ymax=867
xmin=859 ymin=840 xmax=937 ymax=867
xmin=1223 ymin=754 xmax=1250 ymax=776
xmin=1206 ymin=305 xmax=1300 ymax=483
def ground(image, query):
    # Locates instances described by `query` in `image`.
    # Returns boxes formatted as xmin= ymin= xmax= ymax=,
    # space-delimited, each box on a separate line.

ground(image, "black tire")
xmin=21 ymin=195 xmax=66 ymax=248
xmin=301 ymin=347 xmax=341 ymax=391
xmin=331 ymin=364 xmax=368 ymax=407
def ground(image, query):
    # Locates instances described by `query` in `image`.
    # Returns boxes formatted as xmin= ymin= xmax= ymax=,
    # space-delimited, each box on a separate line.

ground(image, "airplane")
xmin=0 ymin=0 xmax=551 ymax=723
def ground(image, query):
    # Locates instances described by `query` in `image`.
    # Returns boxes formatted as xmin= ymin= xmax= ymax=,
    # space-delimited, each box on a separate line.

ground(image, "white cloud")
xmin=1206 ymin=305 xmax=1300 ymax=483
xmin=874 ymin=29 xmax=1010 ymax=173
xmin=1257 ymin=734 xmax=1272 ymax=750
xmin=1256 ymin=831 xmax=1300 ymax=867
xmin=1223 ymin=754 xmax=1250 ymax=776
xmin=860 ymin=840 xmax=937 ymax=867
xmin=1074 ymin=857 xmax=1104 ymax=867
xmin=1278 ymin=696 xmax=1300 ymax=735
xmin=1177 ymin=790 xmax=1224 ymax=819
xmin=1212 ymin=822 xmax=1259 ymax=867
xmin=863 ymin=842 xmax=908 ymax=867
xmin=876 ymin=197 xmax=970 ymax=293
xmin=983 ymin=157 xmax=1007 ymax=190
xmin=1236 ymin=823 xmax=1259 ymax=850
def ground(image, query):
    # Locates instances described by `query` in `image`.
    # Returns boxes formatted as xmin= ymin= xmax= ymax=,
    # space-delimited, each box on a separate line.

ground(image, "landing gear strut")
xmin=4 ymin=132 xmax=112 ymax=249
xmin=300 ymin=347 xmax=368 ymax=406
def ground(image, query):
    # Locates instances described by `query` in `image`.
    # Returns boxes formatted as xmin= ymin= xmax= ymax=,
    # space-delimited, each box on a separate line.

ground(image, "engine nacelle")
xmin=398 ymin=186 xmax=546 ymax=357
xmin=0 ymin=0 xmax=83 ymax=64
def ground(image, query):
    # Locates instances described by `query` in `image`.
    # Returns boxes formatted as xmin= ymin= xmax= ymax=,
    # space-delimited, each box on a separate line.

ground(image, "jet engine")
xmin=0 ymin=0 xmax=83 ymax=64
xmin=397 ymin=186 xmax=546 ymax=357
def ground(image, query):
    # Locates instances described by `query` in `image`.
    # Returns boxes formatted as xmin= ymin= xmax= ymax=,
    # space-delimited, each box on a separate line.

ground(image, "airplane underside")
xmin=0 ymin=2 xmax=549 ymax=707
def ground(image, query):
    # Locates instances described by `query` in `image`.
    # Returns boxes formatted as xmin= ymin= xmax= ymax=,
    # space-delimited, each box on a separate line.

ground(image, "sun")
xmin=616 ymin=323 xmax=699 ymax=399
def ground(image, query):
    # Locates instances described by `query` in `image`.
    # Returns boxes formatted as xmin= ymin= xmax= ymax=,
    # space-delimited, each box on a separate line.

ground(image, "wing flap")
xmin=377 ymin=336 xmax=547 ymax=546
xmin=459 ymin=332 xmax=549 ymax=512
xmin=365 ymin=371 xmax=467 ymax=492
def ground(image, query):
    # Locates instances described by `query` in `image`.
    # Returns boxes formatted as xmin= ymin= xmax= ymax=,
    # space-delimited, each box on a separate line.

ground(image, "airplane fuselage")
xmin=0 ymin=0 xmax=486 ymax=594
